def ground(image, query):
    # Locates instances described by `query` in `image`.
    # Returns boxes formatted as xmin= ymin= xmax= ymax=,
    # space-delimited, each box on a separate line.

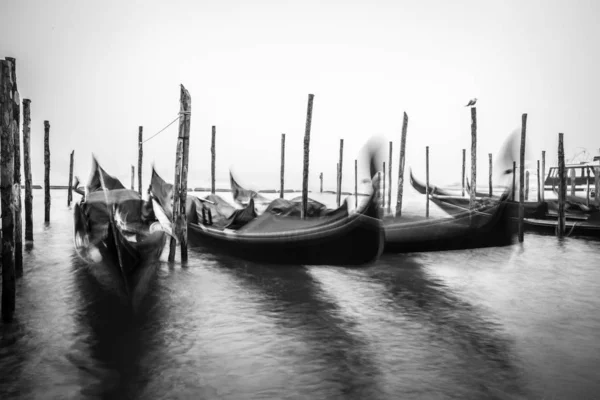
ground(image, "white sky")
xmin=1 ymin=0 xmax=599 ymax=193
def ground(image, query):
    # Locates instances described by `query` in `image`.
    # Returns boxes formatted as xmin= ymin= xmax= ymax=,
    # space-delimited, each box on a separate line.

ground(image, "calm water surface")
xmin=1 ymin=190 xmax=599 ymax=399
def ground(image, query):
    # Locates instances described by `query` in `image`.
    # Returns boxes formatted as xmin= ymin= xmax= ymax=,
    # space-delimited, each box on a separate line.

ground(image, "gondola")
xmin=73 ymin=158 xmax=170 ymax=295
xmin=150 ymin=168 xmax=384 ymax=265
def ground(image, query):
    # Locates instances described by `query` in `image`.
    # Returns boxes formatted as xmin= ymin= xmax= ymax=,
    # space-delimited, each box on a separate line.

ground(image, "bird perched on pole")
xmin=465 ymin=98 xmax=478 ymax=107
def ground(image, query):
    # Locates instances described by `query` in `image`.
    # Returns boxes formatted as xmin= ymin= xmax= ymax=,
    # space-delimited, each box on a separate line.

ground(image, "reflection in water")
xmin=67 ymin=253 xmax=164 ymax=399
xmin=366 ymin=254 xmax=528 ymax=399
xmin=211 ymin=252 xmax=383 ymax=399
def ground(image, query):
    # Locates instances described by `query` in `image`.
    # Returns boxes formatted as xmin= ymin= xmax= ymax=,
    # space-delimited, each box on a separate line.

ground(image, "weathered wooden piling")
xmin=541 ymin=151 xmax=546 ymax=202
xmin=168 ymin=85 xmax=192 ymax=262
xmin=44 ymin=120 xmax=50 ymax=222
xmin=382 ymin=161 xmax=386 ymax=211
xmin=426 ymin=146 xmax=430 ymax=218
xmin=138 ymin=126 xmax=143 ymax=195
xmin=280 ymin=133 xmax=285 ymax=198
xmin=462 ymin=149 xmax=466 ymax=197
xmin=557 ymin=133 xmax=566 ymax=237
xmin=595 ymin=166 xmax=600 ymax=208
xmin=395 ymin=112 xmax=408 ymax=217
xmin=301 ymin=94 xmax=314 ymax=220
xmin=336 ymin=162 xmax=339 ymax=200
xmin=68 ymin=150 xmax=74 ymax=206
xmin=354 ymin=159 xmax=358 ymax=207
xmin=7 ymin=57 xmax=22 ymax=275
xmin=23 ymin=99 xmax=32 ymax=241
xmin=1 ymin=59 xmax=16 ymax=322
xmin=537 ymin=160 xmax=541 ymax=203
xmin=512 ymin=162 xmax=516 ymax=201
xmin=518 ymin=114 xmax=527 ymax=242
xmin=131 ymin=165 xmax=135 ymax=190
xmin=469 ymin=107 xmax=477 ymax=210
xmin=488 ymin=153 xmax=492 ymax=197
xmin=211 ymin=126 xmax=216 ymax=195
xmin=319 ymin=172 xmax=323 ymax=193
xmin=337 ymin=139 xmax=344 ymax=207
xmin=525 ymin=170 xmax=530 ymax=201
xmin=388 ymin=141 xmax=392 ymax=214
xmin=586 ymin=167 xmax=590 ymax=207
xmin=569 ymin=168 xmax=576 ymax=196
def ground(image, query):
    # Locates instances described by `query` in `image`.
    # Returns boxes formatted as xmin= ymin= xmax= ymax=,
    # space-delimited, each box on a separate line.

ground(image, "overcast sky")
xmin=1 ymin=0 xmax=598 ymax=194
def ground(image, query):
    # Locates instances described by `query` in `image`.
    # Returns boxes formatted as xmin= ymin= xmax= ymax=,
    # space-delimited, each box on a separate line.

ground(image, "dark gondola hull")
xmin=383 ymin=200 xmax=514 ymax=253
xmin=188 ymin=212 xmax=384 ymax=265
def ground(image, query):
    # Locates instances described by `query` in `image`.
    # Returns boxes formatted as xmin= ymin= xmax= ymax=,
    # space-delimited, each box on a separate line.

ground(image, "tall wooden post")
xmin=280 ymin=133 xmax=285 ymax=198
xmin=68 ymin=150 xmax=74 ymax=206
xmin=426 ymin=146 xmax=430 ymax=218
xmin=336 ymin=163 xmax=339 ymax=199
xmin=44 ymin=120 xmax=50 ymax=222
xmin=23 ymin=99 xmax=32 ymax=241
xmin=595 ymin=166 xmax=600 ymax=208
xmin=518 ymin=113 xmax=527 ymax=242
xmin=382 ymin=161 xmax=386 ymax=211
xmin=211 ymin=125 xmax=216 ymax=194
xmin=537 ymin=160 xmax=541 ymax=203
xmin=337 ymin=139 xmax=344 ymax=207
xmin=525 ymin=170 xmax=530 ymax=201
xmin=488 ymin=153 xmax=493 ymax=197
xmin=168 ymin=85 xmax=191 ymax=262
xmin=541 ymin=151 xmax=546 ymax=202
xmin=319 ymin=172 xmax=323 ymax=193
xmin=512 ymin=162 xmax=516 ymax=201
xmin=569 ymin=168 xmax=576 ymax=196
xmin=557 ymin=133 xmax=566 ymax=237
xmin=301 ymin=94 xmax=314 ymax=219
xmin=469 ymin=107 xmax=477 ymax=210
xmin=462 ymin=149 xmax=466 ymax=197
xmin=138 ymin=126 xmax=143 ymax=195
xmin=395 ymin=112 xmax=408 ymax=217
xmin=7 ymin=57 xmax=22 ymax=275
xmin=586 ymin=167 xmax=590 ymax=207
xmin=130 ymin=165 xmax=135 ymax=190
xmin=1 ymin=59 xmax=16 ymax=322
xmin=388 ymin=141 xmax=392 ymax=214
xmin=354 ymin=159 xmax=358 ymax=207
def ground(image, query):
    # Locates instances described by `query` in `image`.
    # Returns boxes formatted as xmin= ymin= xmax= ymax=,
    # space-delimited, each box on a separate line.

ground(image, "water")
xmin=1 ymin=190 xmax=600 ymax=399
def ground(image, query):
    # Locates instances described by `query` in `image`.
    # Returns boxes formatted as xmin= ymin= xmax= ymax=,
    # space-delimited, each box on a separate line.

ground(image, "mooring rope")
xmin=141 ymin=110 xmax=191 ymax=145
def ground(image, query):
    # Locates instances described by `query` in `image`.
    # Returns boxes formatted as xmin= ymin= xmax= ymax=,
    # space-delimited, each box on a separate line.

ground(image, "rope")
xmin=141 ymin=110 xmax=191 ymax=145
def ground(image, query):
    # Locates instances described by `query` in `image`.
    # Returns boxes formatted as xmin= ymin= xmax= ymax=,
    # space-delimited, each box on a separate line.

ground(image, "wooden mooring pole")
xmin=469 ymin=107 xmax=477 ymax=210
xmin=537 ymin=160 xmax=541 ymax=203
xmin=388 ymin=141 xmax=392 ymax=214
xmin=319 ymin=172 xmax=323 ymax=193
xmin=512 ymin=162 xmax=516 ymax=201
xmin=301 ymin=94 xmax=314 ymax=220
xmin=595 ymin=166 xmax=600 ymax=208
xmin=44 ymin=120 xmax=50 ymax=222
xmin=337 ymin=139 xmax=344 ymax=207
xmin=586 ymin=167 xmax=590 ymax=207
xmin=168 ymin=85 xmax=191 ymax=262
xmin=426 ymin=146 xmax=430 ymax=218
xmin=395 ymin=112 xmax=408 ymax=217
xmin=68 ymin=150 xmax=74 ymax=206
xmin=23 ymin=99 xmax=32 ymax=241
xmin=557 ymin=133 xmax=566 ymax=237
xmin=518 ymin=113 xmax=527 ymax=242
xmin=541 ymin=151 xmax=546 ymax=202
xmin=280 ymin=133 xmax=285 ymax=198
xmin=7 ymin=57 xmax=22 ymax=275
xmin=488 ymin=153 xmax=493 ymax=197
xmin=211 ymin=125 xmax=216 ymax=195
xmin=1 ymin=59 xmax=16 ymax=322
xmin=138 ymin=126 xmax=143 ymax=195
xmin=569 ymin=168 xmax=576 ymax=196
xmin=382 ymin=161 xmax=386 ymax=211
xmin=354 ymin=159 xmax=358 ymax=207
xmin=461 ymin=149 xmax=466 ymax=197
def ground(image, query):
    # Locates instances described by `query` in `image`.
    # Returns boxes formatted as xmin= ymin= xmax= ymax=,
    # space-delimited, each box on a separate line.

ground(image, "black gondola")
xmin=150 ymin=168 xmax=384 ymax=265
xmin=73 ymin=158 xmax=169 ymax=294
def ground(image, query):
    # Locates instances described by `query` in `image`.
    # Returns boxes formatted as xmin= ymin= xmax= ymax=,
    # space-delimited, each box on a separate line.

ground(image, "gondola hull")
xmin=383 ymin=200 xmax=513 ymax=253
xmin=187 ymin=208 xmax=384 ymax=265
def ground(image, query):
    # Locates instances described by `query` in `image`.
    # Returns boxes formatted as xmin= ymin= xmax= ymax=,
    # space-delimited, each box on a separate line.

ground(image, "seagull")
xmin=465 ymin=98 xmax=478 ymax=107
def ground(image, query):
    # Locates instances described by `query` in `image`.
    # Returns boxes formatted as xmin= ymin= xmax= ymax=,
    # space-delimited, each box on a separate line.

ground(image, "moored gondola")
xmin=73 ymin=158 xmax=170 ymax=295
